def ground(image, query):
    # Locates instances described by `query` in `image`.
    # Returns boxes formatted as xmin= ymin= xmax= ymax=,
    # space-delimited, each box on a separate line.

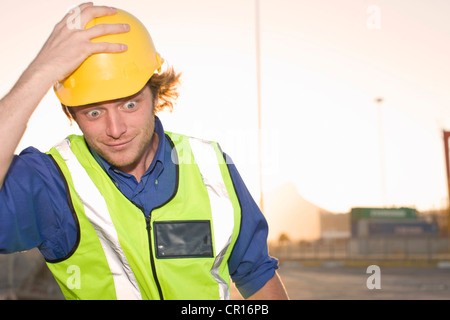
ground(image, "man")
xmin=0 ymin=3 xmax=288 ymax=300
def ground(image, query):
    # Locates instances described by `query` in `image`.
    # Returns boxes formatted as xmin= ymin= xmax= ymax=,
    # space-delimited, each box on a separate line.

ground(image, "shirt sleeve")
xmin=0 ymin=147 xmax=77 ymax=261
xmin=224 ymin=153 xmax=279 ymax=299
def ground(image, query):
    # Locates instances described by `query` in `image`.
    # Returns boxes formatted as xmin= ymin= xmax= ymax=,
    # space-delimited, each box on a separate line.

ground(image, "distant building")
xmin=350 ymin=207 xmax=439 ymax=238
xmin=318 ymin=207 xmax=445 ymax=256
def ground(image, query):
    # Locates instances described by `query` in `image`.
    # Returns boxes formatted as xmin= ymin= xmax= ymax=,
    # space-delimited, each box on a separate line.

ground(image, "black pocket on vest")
xmin=154 ymin=220 xmax=214 ymax=258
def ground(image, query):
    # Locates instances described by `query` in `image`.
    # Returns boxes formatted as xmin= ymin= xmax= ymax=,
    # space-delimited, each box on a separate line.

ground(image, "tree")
xmin=278 ymin=233 xmax=291 ymax=246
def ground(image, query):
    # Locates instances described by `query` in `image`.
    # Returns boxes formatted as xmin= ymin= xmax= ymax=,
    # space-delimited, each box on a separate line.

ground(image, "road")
xmin=272 ymin=262 xmax=450 ymax=300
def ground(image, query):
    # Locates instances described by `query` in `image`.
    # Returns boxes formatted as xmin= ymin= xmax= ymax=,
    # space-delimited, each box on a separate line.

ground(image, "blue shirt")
xmin=0 ymin=117 xmax=277 ymax=298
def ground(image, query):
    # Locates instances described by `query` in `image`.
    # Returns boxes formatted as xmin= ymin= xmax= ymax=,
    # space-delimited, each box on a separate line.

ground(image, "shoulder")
xmin=11 ymin=146 xmax=60 ymax=180
xmin=12 ymin=146 xmax=71 ymax=211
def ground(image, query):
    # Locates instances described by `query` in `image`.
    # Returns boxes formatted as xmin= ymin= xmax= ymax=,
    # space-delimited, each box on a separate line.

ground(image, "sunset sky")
xmin=1 ymin=0 xmax=450 ymax=236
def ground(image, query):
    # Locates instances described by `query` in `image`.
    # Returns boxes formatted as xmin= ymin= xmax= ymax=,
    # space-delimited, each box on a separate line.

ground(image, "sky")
xmin=1 ymin=0 xmax=450 ymax=221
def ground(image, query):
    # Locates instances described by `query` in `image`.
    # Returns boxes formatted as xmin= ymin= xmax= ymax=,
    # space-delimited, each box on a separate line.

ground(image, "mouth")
xmin=104 ymin=138 xmax=133 ymax=151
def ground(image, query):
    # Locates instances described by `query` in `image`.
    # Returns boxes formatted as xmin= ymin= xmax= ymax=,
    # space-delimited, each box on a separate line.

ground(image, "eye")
xmin=87 ymin=109 xmax=101 ymax=118
xmin=124 ymin=101 xmax=137 ymax=110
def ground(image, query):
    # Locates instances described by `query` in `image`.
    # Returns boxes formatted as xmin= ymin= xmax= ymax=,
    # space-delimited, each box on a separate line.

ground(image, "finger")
xmin=89 ymin=42 xmax=128 ymax=54
xmin=79 ymin=5 xmax=118 ymax=28
xmin=73 ymin=2 xmax=94 ymax=14
xmin=57 ymin=2 xmax=93 ymax=29
xmin=78 ymin=2 xmax=94 ymax=11
xmin=85 ymin=23 xmax=130 ymax=40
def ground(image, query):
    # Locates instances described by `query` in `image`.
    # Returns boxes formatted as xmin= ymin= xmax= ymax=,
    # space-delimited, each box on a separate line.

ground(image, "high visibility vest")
xmin=45 ymin=133 xmax=241 ymax=300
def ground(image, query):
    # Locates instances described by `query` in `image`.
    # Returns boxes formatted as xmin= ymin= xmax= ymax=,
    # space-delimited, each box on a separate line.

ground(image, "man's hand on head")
xmin=30 ymin=2 xmax=129 ymax=84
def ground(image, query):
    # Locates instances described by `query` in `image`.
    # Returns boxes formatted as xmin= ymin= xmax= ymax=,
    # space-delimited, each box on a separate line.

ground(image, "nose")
xmin=105 ymin=110 xmax=127 ymax=139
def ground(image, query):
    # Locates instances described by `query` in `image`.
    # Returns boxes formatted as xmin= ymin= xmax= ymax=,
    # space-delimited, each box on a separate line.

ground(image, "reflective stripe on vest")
xmin=188 ymin=137 xmax=234 ymax=300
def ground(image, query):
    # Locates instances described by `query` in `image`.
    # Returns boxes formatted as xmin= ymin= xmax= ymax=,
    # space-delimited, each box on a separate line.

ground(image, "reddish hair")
xmin=148 ymin=65 xmax=181 ymax=113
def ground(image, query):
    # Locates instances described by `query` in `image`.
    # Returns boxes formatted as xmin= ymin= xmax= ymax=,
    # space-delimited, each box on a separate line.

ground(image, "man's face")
xmin=70 ymin=86 xmax=156 ymax=175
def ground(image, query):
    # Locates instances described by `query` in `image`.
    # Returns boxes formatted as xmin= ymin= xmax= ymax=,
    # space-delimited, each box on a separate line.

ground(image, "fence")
xmin=269 ymin=236 xmax=450 ymax=263
xmin=0 ymin=249 xmax=64 ymax=300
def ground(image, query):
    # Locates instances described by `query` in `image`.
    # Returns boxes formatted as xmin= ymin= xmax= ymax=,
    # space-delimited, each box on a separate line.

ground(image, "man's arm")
xmin=223 ymin=152 xmax=288 ymax=299
xmin=246 ymin=272 xmax=289 ymax=300
xmin=0 ymin=3 xmax=128 ymax=188
xmin=0 ymin=65 xmax=50 ymax=188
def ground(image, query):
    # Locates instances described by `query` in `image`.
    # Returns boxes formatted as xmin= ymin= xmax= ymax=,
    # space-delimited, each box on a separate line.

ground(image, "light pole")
xmin=374 ymin=97 xmax=387 ymax=207
xmin=255 ymin=0 xmax=264 ymax=212
xmin=442 ymin=131 xmax=450 ymax=232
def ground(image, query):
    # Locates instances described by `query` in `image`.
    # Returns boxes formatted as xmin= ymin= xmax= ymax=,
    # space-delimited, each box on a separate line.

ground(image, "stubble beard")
xmin=87 ymin=121 xmax=155 ymax=172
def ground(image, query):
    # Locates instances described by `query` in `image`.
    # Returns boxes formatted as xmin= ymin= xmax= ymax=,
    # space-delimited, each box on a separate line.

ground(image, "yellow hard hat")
xmin=54 ymin=9 xmax=162 ymax=107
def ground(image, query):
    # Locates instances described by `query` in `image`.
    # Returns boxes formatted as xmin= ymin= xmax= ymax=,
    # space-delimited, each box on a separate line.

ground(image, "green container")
xmin=350 ymin=207 xmax=417 ymax=221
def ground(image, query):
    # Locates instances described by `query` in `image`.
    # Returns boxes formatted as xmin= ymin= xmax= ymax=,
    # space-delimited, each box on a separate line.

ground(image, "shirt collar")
xmin=89 ymin=116 xmax=166 ymax=178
